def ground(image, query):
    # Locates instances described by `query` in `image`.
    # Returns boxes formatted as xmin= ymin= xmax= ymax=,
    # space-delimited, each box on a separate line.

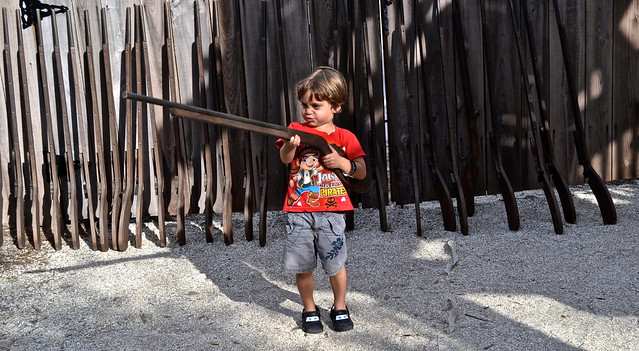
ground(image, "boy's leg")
xmin=329 ymin=266 xmax=353 ymax=331
xmin=297 ymin=271 xmax=323 ymax=333
xmin=329 ymin=267 xmax=347 ymax=310
xmin=296 ymin=271 xmax=317 ymax=312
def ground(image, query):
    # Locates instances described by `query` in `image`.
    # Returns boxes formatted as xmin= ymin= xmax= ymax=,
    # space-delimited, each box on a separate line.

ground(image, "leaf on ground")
xmin=446 ymin=297 xmax=460 ymax=334
xmin=444 ymin=241 xmax=459 ymax=275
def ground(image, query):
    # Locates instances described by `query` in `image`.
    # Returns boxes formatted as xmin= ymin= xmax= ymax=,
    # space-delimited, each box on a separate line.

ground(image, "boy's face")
xmin=299 ymin=90 xmax=341 ymax=130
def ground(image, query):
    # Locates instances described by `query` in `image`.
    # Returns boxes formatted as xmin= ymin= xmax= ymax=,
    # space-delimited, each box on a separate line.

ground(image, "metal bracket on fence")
xmin=20 ymin=0 xmax=68 ymax=28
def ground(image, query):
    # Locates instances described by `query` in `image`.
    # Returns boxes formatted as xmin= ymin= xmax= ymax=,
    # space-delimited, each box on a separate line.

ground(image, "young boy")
xmin=276 ymin=66 xmax=367 ymax=333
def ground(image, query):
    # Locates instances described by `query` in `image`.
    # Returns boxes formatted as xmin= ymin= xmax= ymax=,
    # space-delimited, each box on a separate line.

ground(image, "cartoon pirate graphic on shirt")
xmin=288 ymin=147 xmax=322 ymax=207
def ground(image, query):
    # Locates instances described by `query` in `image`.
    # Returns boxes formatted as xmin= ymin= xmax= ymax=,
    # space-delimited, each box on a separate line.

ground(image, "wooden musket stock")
xmin=479 ymin=0 xmax=520 ymax=231
xmin=122 ymin=92 xmax=372 ymax=194
xmin=507 ymin=0 xmax=563 ymax=234
xmin=551 ymin=0 xmax=617 ymax=225
xmin=417 ymin=22 xmax=457 ymax=233
xmin=3 ymin=8 xmax=26 ymax=248
xmin=520 ymin=0 xmax=576 ymax=225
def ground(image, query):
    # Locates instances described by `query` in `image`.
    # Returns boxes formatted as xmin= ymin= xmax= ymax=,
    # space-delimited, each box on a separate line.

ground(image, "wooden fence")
xmin=1 ymin=0 xmax=637 ymax=251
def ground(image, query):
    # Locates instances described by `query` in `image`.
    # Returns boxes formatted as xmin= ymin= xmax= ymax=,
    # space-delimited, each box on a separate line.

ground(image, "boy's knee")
xmin=296 ymin=271 xmax=313 ymax=278
xmin=329 ymin=266 xmax=346 ymax=278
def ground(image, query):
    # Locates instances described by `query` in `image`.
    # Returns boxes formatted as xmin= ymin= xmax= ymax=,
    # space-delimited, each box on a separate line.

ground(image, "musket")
xmin=51 ymin=9 xmax=80 ymax=249
xmin=258 ymin=0 xmax=268 ymax=246
xmin=0 ymin=148 xmax=2 ymax=246
xmin=550 ymin=0 xmax=616 ymax=225
xmin=417 ymin=22 xmax=457 ymax=233
xmin=67 ymin=10 xmax=97 ymax=249
xmin=140 ymin=4 xmax=166 ymax=247
xmin=451 ymin=0 xmax=480 ymax=217
xmin=35 ymin=9 xmax=64 ymax=249
xmin=17 ymin=9 xmax=42 ymax=249
xmin=122 ymin=91 xmax=373 ymax=194
xmin=117 ymin=7 xmax=134 ymax=250
xmin=507 ymin=0 xmax=563 ymax=234
xmin=361 ymin=9 xmax=389 ymax=232
xmin=101 ymin=7 xmax=123 ymax=249
xmin=209 ymin=0 xmax=233 ymax=245
xmin=342 ymin=1 xmax=356 ymax=233
xmin=479 ymin=0 xmax=520 ymax=231
xmin=233 ymin=2 xmax=254 ymax=244
xmin=274 ymin=0 xmax=291 ymax=126
xmin=194 ymin=0 xmax=214 ymax=243
xmin=435 ymin=0 xmax=469 ymax=235
xmin=520 ymin=0 xmax=576 ymax=224
xmin=3 ymin=8 xmax=26 ymax=248
xmin=398 ymin=2 xmax=422 ymax=236
xmin=134 ymin=5 xmax=145 ymax=248
xmin=84 ymin=10 xmax=110 ymax=251
xmin=163 ymin=1 xmax=187 ymax=245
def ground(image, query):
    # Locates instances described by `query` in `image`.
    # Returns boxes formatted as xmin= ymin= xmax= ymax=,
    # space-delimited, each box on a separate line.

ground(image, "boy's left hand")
xmin=321 ymin=145 xmax=349 ymax=171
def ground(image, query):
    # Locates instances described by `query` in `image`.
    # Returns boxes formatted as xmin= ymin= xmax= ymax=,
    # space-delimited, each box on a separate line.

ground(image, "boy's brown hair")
xmin=296 ymin=66 xmax=347 ymax=109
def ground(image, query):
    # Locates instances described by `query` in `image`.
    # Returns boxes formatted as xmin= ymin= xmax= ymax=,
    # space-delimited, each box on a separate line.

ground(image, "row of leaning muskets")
xmin=410 ymin=0 xmax=617 ymax=236
xmin=0 ymin=0 xmax=617 ymax=252
xmin=1 ymin=3 xmax=171 ymax=251
xmin=391 ymin=0 xmax=616 ymax=236
xmin=1 ymin=0 xmax=267 ymax=251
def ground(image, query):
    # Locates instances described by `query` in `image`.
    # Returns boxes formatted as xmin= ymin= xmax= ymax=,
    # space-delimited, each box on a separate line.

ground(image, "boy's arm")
xmin=322 ymin=146 xmax=367 ymax=180
xmin=279 ymin=135 xmax=300 ymax=164
xmin=350 ymin=156 xmax=367 ymax=180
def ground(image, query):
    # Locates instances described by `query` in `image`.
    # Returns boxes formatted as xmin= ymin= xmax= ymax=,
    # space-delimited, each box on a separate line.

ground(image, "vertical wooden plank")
xmin=280 ymin=0 xmax=313 ymax=121
xmin=613 ymin=0 xmax=639 ymax=179
xmin=457 ymin=0 xmax=486 ymax=197
xmin=238 ymin=0 xmax=267 ymax=212
xmin=421 ymin=0 xmax=449 ymax=201
xmin=217 ymin=0 xmax=249 ymax=213
xmin=342 ymin=0 xmax=387 ymax=211
xmin=487 ymin=0 xmax=526 ymax=191
xmin=310 ymin=0 xmax=333 ymax=68
xmin=170 ymin=0 xmax=199 ymax=215
xmin=437 ymin=0 xmax=459 ymax=195
xmin=139 ymin=0 xmax=170 ymax=222
xmin=384 ymin=0 xmax=415 ymax=205
xmin=583 ymin=0 xmax=614 ymax=181
xmin=263 ymin=0 xmax=288 ymax=209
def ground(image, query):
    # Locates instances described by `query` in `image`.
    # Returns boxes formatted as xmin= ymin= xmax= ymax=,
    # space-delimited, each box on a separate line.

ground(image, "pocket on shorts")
xmin=285 ymin=213 xmax=305 ymax=244
xmin=325 ymin=212 xmax=346 ymax=236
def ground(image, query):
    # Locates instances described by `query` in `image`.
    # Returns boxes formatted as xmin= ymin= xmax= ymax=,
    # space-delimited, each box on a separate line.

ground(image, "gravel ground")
xmin=1 ymin=180 xmax=638 ymax=351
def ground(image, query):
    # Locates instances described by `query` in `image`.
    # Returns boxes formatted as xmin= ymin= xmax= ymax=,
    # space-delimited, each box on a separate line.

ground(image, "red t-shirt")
xmin=276 ymin=122 xmax=366 ymax=212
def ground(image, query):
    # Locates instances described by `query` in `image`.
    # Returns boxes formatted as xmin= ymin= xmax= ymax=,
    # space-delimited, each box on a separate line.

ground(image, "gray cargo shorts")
xmin=282 ymin=212 xmax=347 ymax=276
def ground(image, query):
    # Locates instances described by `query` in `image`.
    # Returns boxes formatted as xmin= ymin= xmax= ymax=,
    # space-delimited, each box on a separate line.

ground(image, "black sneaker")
xmin=330 ymin=307 xmax=353 ymax=332
xmin=301 ymin=307 xmax=323 ymax=334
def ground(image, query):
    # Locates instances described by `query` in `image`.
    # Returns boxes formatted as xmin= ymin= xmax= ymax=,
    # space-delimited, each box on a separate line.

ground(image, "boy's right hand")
xmin=284 ymin=135 xmax=301 ymax=148
xmin=280 ymin=135 xmax=301 ymax=164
